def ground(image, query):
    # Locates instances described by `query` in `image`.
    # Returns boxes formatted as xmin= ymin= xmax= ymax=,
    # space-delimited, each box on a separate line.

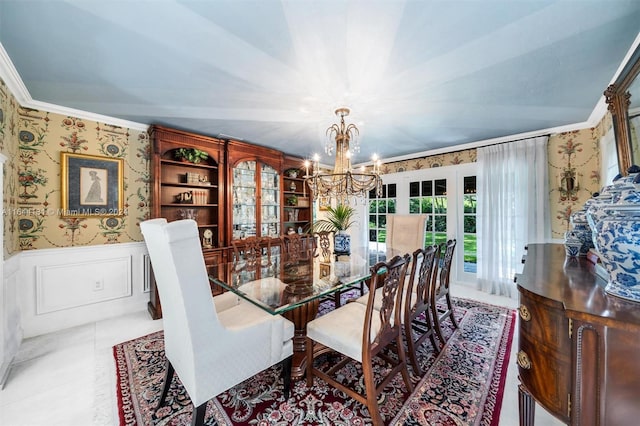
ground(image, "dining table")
xmin=209 ymin=245 xmax=392 ymax=379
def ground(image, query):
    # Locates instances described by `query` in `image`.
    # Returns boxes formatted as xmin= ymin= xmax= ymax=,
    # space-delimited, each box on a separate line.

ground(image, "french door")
xmin=368 ymin=163 xmax=477 ymax=285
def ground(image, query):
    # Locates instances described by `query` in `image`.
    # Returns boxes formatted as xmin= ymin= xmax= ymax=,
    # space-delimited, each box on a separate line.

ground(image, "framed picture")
xmin=319 ymin=196 xmax=331 ymax=211
xmin=60 ymin=153 xmax=125 ymax=217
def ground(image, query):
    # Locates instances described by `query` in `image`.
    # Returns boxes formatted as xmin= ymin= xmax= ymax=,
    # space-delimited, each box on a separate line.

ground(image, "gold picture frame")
xmin=60 ymin=152 xmax=125 ymax=217
xmin=318 ymin=196 xmax=330 ymax=211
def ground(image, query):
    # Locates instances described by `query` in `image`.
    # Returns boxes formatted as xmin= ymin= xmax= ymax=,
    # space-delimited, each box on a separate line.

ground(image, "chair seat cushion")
xmin=307 ymin=302 xmax=381 ymax=362
xmin=213 ymin=291 xmax=240 ymax=313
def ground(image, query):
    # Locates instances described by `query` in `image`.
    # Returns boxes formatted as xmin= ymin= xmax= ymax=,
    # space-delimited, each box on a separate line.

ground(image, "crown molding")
xmin=0 ymin=42 xmax=149 ymax=132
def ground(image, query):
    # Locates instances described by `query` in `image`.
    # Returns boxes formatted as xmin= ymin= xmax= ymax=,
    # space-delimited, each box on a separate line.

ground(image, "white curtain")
xmin=476 ymin=136 xmax=550 ymax=298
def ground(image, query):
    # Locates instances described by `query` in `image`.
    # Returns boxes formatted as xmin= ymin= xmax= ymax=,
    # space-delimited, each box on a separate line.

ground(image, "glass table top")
xmin=209 ymin=246 xmax=391 ymax=315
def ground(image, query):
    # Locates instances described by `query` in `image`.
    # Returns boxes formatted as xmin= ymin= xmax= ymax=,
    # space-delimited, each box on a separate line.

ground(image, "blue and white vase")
xmin=595 ymin=211 xmax=640 ymax=302
xmin=564 ymin=231 xmax=583 ymax=257
xmin=334 ymin=231 xmax=351 ymax=256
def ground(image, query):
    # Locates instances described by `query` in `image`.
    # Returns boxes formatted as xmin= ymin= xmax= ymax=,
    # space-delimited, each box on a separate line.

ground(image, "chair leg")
xmin=430 ymin=303 xmax=446 ymax=349
xmin=404 ymin=320 xmax=423 ymax=376
xmin=157 ymin=359 xmax=175 ymax=410
xmin=306 ymin=337 xmax=314 ymax=388
xmin=334 ymin=291 xmax=342 ymax=308
xmin=191 ymin=402 xmax=206 ymax=426
xmin=363 ymin=366 xmax=383 ymax=425
xmin=281 ymin=355 xmax=293 ymax=399
xmin=446 ymin=293 xmax=459 ymax=328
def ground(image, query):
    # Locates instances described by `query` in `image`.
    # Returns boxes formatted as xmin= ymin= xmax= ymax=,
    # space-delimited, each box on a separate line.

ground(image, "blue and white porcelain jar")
xmin=595 ymin=209 xmax=640 ymax=302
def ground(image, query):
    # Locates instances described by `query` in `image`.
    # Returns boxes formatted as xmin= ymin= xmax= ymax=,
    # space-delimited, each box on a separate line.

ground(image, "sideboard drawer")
xmin=518 ymin=291 xmax=568 ymax=354
xmin=518 ymin=331 xmax=570 ymax=422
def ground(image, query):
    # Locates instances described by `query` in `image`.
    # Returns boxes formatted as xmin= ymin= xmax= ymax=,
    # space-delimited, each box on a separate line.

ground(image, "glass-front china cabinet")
xmin=232 ymin=160 xmax=281 ymax=239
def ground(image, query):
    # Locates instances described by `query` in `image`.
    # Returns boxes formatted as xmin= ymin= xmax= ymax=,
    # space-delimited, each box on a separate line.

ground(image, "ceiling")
xmin=1 ymin=1 xmax=639 ymax=164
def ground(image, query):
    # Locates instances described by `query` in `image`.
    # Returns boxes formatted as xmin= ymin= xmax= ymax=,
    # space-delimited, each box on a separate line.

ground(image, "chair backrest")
xmin=386 ymin=214 xmax=427 ymax=256
xmin=363 ymin=254 xmax=411 ymax=358
xmin=232 ymin=236 xmax=266 ymax=267
xmin=140 ymin=219 xmax=221 ymax=393
xmin=282 ymin=233 xmax=315 ymax=262
xmin=313 ymin=231 xmax=333 ymax=262
xmin=436 ymin=239 xmax=457 ymax=295
xmin=406 ymin=245 xmax=439 ymax=310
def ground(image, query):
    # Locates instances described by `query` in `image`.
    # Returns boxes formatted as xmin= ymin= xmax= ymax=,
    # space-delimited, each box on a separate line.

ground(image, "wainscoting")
xmin=0 ymin=242 xmax=150 ymax=387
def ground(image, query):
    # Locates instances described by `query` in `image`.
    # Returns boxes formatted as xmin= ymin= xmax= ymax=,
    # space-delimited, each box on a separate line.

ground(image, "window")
xmin=462 ymin=176 xmax=477 ymax=273
xmin=368 ymin=183 xmax=396 ymax=244
xmin=409 ymin=179 xmax=448 ymax=247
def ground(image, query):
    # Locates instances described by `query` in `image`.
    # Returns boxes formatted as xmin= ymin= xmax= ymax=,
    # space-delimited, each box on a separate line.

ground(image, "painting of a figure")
xmin=61 ymin=153 xmax=124 ymax=217
xmin=80 ymin=168 xmax=107 ymax=205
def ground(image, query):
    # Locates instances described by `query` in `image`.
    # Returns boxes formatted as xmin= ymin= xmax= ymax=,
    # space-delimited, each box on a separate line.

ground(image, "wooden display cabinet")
xmin=148 ymin=125 xmax=226 ymax=319
xmin=283 ymin=155 xmax=312 ymax=235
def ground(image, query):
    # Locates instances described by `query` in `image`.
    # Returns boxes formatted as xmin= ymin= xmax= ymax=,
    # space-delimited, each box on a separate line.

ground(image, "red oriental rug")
xmin=114 ymin=297 xmax=514 ymax=425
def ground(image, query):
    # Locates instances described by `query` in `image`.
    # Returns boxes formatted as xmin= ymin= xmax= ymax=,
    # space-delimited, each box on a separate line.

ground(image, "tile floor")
xmin=0 ymin=287 xmax=565 ymax=426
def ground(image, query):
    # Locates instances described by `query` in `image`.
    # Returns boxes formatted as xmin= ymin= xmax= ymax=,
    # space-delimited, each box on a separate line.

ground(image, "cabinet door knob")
xmin=518 ymin=304 xmax=531 ymax=321
xmin=517 ymin=350 xmax=532 ymax=370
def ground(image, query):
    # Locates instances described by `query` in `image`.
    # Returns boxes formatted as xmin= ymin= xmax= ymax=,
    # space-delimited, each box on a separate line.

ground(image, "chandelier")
xmin=304 ymin=107 xmax=382 ymax=203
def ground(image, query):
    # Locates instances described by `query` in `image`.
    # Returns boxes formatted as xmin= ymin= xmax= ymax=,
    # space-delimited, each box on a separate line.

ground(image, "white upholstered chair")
xmin=386 ymin=214 xmax=428 ymax=257
xmin=306 ymin=255 xmax=414 ymax=425
xmin=140 ymin=219 xmax=294 ymax=426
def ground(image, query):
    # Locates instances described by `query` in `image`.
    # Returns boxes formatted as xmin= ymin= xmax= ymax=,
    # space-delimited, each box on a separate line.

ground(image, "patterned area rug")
xmin=114 ymin=297 xmax=514 ymax=425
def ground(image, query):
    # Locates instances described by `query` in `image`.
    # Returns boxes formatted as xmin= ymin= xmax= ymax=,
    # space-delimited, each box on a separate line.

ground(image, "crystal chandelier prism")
xmin=304 ymin=107 xmax=382 ymax=203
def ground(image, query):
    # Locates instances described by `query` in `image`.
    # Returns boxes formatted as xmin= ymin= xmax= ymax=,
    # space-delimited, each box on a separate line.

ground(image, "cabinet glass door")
xmin=232 ymin=161 xmax=280 ymax=239
xmin=233 ymin=161 xmax=257 ymax=238
xmin=261 ymin=164 xmax=280 ymax=237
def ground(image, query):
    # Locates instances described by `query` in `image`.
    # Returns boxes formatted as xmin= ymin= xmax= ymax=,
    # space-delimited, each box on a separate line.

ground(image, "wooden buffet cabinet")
xmin=147 ymin=125 xmax=312 ymax=319
xmin=516 ymin=244 xmax=640 ymax=426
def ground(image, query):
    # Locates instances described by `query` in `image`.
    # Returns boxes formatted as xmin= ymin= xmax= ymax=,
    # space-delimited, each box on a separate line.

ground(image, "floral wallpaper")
xmin=0 ymin=77 xmax=150 ymax=257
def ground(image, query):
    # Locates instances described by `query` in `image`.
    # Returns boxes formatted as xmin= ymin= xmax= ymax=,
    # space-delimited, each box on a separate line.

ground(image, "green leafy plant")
xmin=313 ymin=204 xmax=356 ymax=232
xmin=174 ymin=148 xmax=209 ymax=164
xmin=287 ymin=195 xmax=298 ymax=206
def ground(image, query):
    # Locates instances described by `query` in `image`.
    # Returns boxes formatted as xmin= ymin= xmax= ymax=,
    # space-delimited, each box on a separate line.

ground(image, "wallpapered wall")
xmin=0 ymin=78 xmax=151 ymax=257
xmin=0 ymin=76 xmax=612 ymax=256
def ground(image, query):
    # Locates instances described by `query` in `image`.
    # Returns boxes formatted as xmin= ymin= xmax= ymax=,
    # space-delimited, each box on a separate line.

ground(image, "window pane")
xmin=409 ymin=198 xmax=420 ymax=213
xmin=388 ymin=183 xmax=397 ymax=198
xmin=464 ymin=216 xmax=476 ymax=233
xmin=409 ymin=181 xmax=419 ymax=197
xmin=381 ymin=185 xmax=387 ymax=199
xmin=435 ymin=232 xmax=448 ymax=246
xmin=434 ymin=215 xmax=447 ymax=232
xmin=434 ymin=197 xmax=447 ymax=214
xmin=422 ymin=180 xmax=432 ymax=196
xmin=426 ymin=216 xmax=433 ymax=230
xmin=464 ymin=176 xmax=476 ymax=194
xmin=378 ymin=200 xmax=387 ymax=213
xmin=369 ymin=188 xmax=378 ymax=199
xmin=369 ymin=215 xmax=377 ymax=228
xmin=379 ymin=230 xmax=386 ymax=243
xmin=369 ymin=200 xmax=377 ymax=213
xmin=425 ymin=231 xmax=435 ymax=246
xmin=388 ymin=199 xmax=396 ymax=213
xmin=464 ymin=195 xmax=477 ymax=213
xmin=435 ymin=179 xmax=446 ymax=196
xmin=369 ymin=229 xmax=377 ymax=242
xmin=379 ymin=214 xmax=386 ymax=228
xmin=421 ymin=197 xmax=433 ymax=213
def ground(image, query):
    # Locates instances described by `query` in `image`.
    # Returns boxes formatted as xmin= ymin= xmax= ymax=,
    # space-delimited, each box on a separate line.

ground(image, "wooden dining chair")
xmin=306 ymin=254 xmax=414 ymax=425
xmin=404 ymin=245 xmax=440 ymax=376
xmin=430 ymin=239 xmax=458 ymax=346
xmin=282 ymin=233 xmax=315 ymax=262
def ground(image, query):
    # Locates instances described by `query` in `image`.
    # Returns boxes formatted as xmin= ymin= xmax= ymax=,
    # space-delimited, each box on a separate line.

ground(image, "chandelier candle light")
xmin=304 ymin=107 xmax=383 ymax=203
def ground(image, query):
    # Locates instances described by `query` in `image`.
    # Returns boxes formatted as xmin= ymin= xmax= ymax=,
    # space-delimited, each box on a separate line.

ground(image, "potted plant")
xmin=287 ymin=195 xmax=298 ymax=206
xmin=174 ymin=148 xmax=209 ymax=164
xmin=313 ymin=204 xmax=356 ymax=255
